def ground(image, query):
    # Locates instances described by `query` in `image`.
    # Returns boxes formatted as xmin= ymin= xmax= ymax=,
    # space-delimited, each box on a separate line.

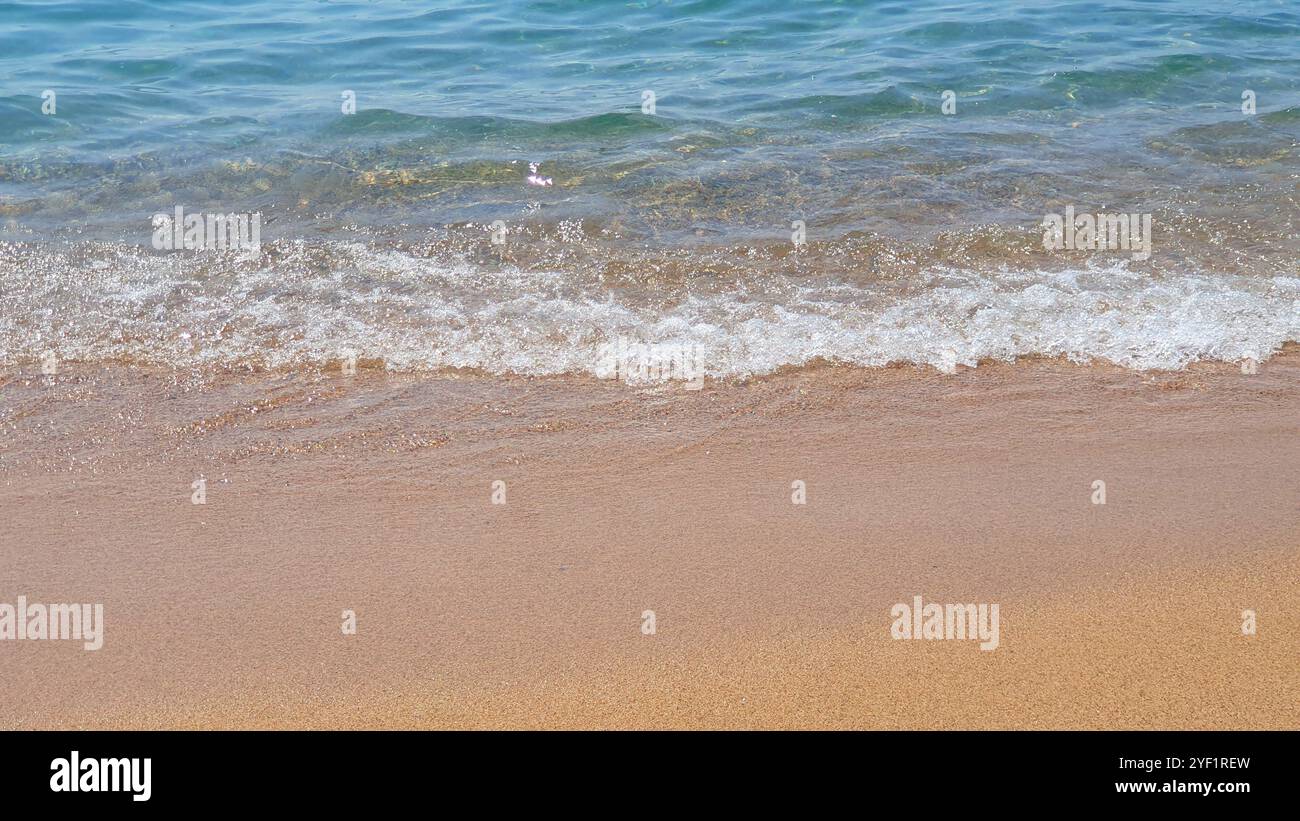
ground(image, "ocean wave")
xmin=1 ymin=241 xmax=1296 ymax=377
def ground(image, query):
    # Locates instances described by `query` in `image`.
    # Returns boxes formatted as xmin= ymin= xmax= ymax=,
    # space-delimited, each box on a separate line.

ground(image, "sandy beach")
xmin=1 ymin=350 xmax=1296 ymax=729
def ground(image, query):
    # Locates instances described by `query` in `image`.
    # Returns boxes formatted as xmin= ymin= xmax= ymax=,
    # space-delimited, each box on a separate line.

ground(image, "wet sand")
xmin=1 ymin=351 xmax=1297 ymax=728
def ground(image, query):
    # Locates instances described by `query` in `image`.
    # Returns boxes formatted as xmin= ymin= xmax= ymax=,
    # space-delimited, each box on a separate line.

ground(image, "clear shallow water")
xmin=0 ymin=0 xmax=1297 ymax=376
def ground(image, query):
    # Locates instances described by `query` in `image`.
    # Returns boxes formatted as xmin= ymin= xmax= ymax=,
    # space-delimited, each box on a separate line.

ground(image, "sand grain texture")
xmin=1 ymin=354 xmax=1297 ymax=728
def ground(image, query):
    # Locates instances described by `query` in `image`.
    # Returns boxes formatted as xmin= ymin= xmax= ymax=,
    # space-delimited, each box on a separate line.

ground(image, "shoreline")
xmin=2 ymin=354 xmax=1297 ymax=728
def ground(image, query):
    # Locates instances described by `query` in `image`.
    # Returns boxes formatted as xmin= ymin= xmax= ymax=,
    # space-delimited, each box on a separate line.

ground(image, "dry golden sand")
xmin=0 ymin=351 xmax=1297 ymax=728
xmin=120 ymin=556 xmax=1297 ymax=730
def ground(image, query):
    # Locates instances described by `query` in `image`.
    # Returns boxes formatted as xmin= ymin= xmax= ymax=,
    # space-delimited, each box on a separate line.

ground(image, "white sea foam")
xmin=1 ymin=242 xmax=1297 ymax=377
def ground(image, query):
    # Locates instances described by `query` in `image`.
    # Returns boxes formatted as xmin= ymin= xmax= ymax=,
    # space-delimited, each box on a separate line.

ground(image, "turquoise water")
xmin=11 ymin=0 xmax=1294 ymax=138
xmin=3 ymin=0 xmax=1298 ymax=234
xmin=0 ymin=1 xmax=1297 ymax=375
